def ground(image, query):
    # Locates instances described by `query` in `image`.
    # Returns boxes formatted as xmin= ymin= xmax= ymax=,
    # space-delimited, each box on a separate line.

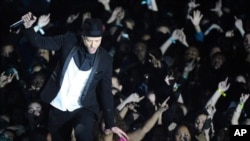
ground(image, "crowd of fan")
xmin=0 ymin=0 xmax=250 ymax=141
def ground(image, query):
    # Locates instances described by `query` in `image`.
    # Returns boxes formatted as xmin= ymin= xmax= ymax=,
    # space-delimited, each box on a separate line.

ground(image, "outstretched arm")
xmin=160 ymin=28 xmax=189 ymax=55
xmin=0 ymin=71 xmax=15 ymax=88
xmin=188 ymin=10 xmax=204 ymax=42
xmin=22 ymin=12 xmax=37 ymax=29
xmin=116 ymin=93 xmax=144 ymax=111
xmin=231 ymin=93 xmax=250 ymax=125
xmin=34 ymin=13 xmax=51 ymax=35
xmin=127 ymin=97 xmax=169 ymax=141
xmin=205 ymin=77 xmax=230 ymax=107
xmin=234 ymin=16 xmax=245 ymax=37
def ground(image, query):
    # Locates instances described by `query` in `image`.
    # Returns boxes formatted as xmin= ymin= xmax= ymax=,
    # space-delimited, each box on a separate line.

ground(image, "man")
xmin=21 ymin=12 xmax=128 ymax=141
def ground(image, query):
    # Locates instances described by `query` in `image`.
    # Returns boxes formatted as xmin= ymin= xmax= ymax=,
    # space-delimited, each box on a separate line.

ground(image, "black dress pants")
xmin=48 ymin=106 xmax=96 ymax=141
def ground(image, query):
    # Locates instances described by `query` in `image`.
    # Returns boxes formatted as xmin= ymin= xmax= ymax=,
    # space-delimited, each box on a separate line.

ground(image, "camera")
xmin=4 ymin=67 xmax=19 ymax=80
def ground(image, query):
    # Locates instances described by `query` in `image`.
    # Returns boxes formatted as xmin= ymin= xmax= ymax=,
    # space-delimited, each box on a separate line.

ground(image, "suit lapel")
xmin=59 ymin=45 xmax=79 ymax=85
xmin=80 ymin=49 xmax=100 ymax=104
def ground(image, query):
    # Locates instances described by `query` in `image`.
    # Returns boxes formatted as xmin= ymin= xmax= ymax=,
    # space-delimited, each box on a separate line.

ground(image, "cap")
xmin=80 ymin=18 xmax=104 ymax=37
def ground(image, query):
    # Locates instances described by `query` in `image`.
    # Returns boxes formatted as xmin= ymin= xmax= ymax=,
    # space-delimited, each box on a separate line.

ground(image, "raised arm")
xmin=210 ymin=0 xmax=223 ymax=17
xmin=231 ymin=93 xmax=250 ymax=125
xmin=116 ymin=93 xmax=144 ymax=111
xmin=147 ymin=0 xmax=158 ymax=12
xmin=119 ymin=102 xmax=138 ymax=119
xmin=0 ymin=71 xmax=15 ymax=88
xmin=22 ymin=12 xmax=37 ymax=29
xmin=106 ymin=6 xmax=125 ymax=25
xmin=160 ymin=28 xmax=189 ymax=55
xmin=188 ymin=10 xmax=204 ymax=42
xmin=127 ymin=97 xmax=169 ymax=141
xmin=188 ymin=10 xmax=203 ymax=33
xmin=205 ymin=77 xmax=230 ymax=108
xmin=34 ymin=13 xmax=51 ymax=35
xmin=234 ymin=16 xmax=245 ymax=37
xmin=98 ymin=0 xmax=111 ymax=12
xmin=186 ymin=0 xmax=200 ymax=19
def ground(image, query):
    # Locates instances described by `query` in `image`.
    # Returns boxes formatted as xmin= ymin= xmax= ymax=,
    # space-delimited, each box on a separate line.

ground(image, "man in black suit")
xmin=21 ymin=12 xmax=128 ymax=141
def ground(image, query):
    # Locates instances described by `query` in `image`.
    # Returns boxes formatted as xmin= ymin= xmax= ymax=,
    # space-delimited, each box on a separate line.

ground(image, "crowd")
xmin=0 ymin=0 xmax=250 ymax=141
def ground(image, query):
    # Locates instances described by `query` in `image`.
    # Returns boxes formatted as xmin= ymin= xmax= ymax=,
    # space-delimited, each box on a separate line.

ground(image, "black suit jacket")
xmin=23 ymin=28 xmax=115 ymax=128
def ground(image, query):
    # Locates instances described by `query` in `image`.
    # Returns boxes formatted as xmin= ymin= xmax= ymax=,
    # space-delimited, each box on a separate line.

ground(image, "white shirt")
xmin=50 ymin=57 xmax=92 ymax=111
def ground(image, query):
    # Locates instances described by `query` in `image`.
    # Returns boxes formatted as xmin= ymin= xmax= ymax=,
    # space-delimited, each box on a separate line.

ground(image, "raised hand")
xmin=103 ymin=127 xmax=129 ymax=140
xmin=98 ymin=0 xmax=110 ymax=5
xmin=210 ymin=0 xmax=223 ymax=17
xmin=126 ymin=93 xmax=145 ymax=103
xmin=0 ymin=71 xmax=15 ymax=88
xmin=188 ymin=10 xmax=203 ymax=26
xmin=148 ymin=53 xmax=162 ymax=68
xmin=239 ymin=93 xmax=250 ymax=104
xmin=37 ymin=13 xmax=51 ymax=28
xmin=234 ymin=16 xmax=243 ymax=30
xmin=188 ymin=0 xmax=200 ymax=9
xmin=171 ymin=28 xmax=189 ymax=47
xmin=22 ymin=12 xmax=37 ymax=28
xmin=66 ymin=13 xmax=80 ymax=24
xmin=218 ymin=77 xmax=230 ymax=92
xmin=81 ymin=12 xmax=91 ymax=27
xmin=164 ymin=73 xmax=174 ymax=85
xmin=234 ymin=16 xmax=245 ymax=37
xmin=158 ymin=96 xmax=170 ymax=112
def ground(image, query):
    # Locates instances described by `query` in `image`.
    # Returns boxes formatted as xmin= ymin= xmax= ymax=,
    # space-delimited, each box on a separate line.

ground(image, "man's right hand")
xmin=22 ymin=12 xmax=37 ymax=29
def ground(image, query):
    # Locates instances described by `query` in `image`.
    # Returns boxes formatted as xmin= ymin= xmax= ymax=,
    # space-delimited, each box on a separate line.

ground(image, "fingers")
xmin=22 ymin=12 xmax=36 ymax=22
xmin=104 ymin=129 xmax=112 ymax=135
xmin=164 ymin=96 xmax=170 ymax=103
xmin=112 ymin=127 xmax=129 ymax=140
xmin=119 ymin=130 xmax=129 ymax=140
xmin=1 ymin=71 xmax=5 ymax=76
xmin=160 ymin=96 xmax=170 ymax=106
xmin=139 ymin=96 xmax=145 ymax=101
xmin=241 ymin=93 xmax=250 ymax=102
xmin=224 ymin=77 xmax=228 ymax=83
xmin=148 ymin=53 xmax=155 ymax=60
xmin=164 ymin=73 xmax=174 ymax=85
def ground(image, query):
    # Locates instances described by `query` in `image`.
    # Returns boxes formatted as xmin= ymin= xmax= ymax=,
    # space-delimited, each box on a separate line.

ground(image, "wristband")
xmin=182 ymin=75 xmax=188 ymax=80
xmin=169 ymin=37 xmax=176 ymax=44
xmin=218 ymin=88 xmax=226 ymax=97
xmin=34 ymin=25 xmax=45 ymax=35
xmin=239 ymin=103 xmax=244 ymax=109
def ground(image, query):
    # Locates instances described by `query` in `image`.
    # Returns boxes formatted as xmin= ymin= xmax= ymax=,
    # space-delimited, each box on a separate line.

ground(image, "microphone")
xmin=9 ymin=19 xmax=24 ymax=30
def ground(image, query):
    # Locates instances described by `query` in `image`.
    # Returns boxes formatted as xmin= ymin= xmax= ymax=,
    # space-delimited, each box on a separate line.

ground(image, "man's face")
xmin=184 ymin=46 xmax=200 ymax=61
xmin=175 ymin=125 xmax=191 ymax=141
xmin=28 ymin=102 xmax=42 ymax=116
xmin=244 ymin=33 xmax=250 ymax=53
xmin=194 ymin=114 xmax=207 ymax=132
xmin=211 ymin=53 xmax=225 ymax=69
xmin=82 ymin=36 xmax=102 ymax=54
xmin=31 ymin=74 xmax=46 ymax=91
xmin=0 ymin=44 xmax=14 ymax=58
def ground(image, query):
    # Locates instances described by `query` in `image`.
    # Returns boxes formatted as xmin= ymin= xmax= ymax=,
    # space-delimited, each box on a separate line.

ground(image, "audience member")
xmin=0 ymin=0 xmax=249 ymax=140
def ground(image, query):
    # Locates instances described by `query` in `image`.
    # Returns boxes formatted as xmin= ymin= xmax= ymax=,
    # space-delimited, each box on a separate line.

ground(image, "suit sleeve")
xmin=99 ymin=56 xmax=115 ymax=129
xmin=23 ymin=28 xmax=77 ymax=51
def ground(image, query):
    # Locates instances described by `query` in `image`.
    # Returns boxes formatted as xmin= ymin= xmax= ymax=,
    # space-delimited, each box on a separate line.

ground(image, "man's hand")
xmin=104 ymin=127 xmax=129 ymax=140
xmin=0 ymin=71 xmax=14 ymax=88
xmin=218 ymin=77 xmax=230 ymax=92
xmin=37 ymin=13 xmax=51 ymax=28
xmin=22 ymin=12 xmax=37 ymax=28
xmin=171 ymin=29 xmax=189 ymax=47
